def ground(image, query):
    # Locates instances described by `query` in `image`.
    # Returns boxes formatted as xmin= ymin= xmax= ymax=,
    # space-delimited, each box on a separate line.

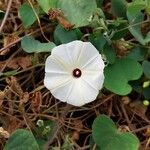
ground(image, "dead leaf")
xmin=0 ymin=127 xmax=10 ymax=138
xmin=118 ymin=125 xmax=130 ymax=132
xmin=6 ymin=76 xmax=23 ymax=96
xmin=0 ymin=56 xmax=32 ymax=71
xmin=48 ymin=8 xmax=74 ymax=30
xmin=71 ymin=131 xmax=80 ymax=141
xmin=129 ymin=101 xmax=147 ymax=116
xmin=17 ymin=56 xmax=32 ymax=69
xmin=0 ymin=35 xmax=19 ymax=55
xmin=19 ymin=92 xmax=29 ymax=106
xmin=145 ymin=128 xmax=150 ymax=137
xmin=31 ymin=91 xmax=42 ymax=112
xmin=121 ymin=96 xmax=131 ymax=105
xmin=73 ymin=120 xmax=83 ymax=132
xmin=0 ymin=91 xmax=5 ymax=108
xmin=7 ymin=117 xmax=21 ymax=133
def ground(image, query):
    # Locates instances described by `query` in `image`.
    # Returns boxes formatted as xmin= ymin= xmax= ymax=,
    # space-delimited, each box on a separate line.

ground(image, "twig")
xmin=132 ymin=125 xmax=150 ymax=133
xmin=0 ymin=0 xmax=13 ymax=33
xmin=0 ymin=24 xmax=52 ymax=52
xmin=27 ymin=0 xmax=50 ymax=42
xmin=120 ymin=103 xmax=131 ymax=128
xmin=43 ymin=104 xmax=72 ymax=150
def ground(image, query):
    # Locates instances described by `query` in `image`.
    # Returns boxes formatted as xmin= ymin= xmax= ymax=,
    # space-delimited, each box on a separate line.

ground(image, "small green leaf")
xmin=0 ymin=10 xmax=5 ymax=20
xmin=37 ymin=0 xmax=58 ymax=13
xmin=57 ymin=0 xmax=97 ymax=28
xmin=104 ymin=58 xmax=143 ymax=95
xmin=145 ymin=31 xmax=150 ymax=43
xmin=4 ymin=129 xmax=40 ymax=150
xmin=126 ymin=47 xmax=147 ymax=61
xmin=21 ymin=36 xmax=55 ymax=53
xmin=103 ymin=44 xmax=116 ymax=64
xmin=110 ymin=19 xmax=128 ymax=40
xmin=96 ymin=0 xmax=104 ymax=7
xmin=127 ymin=3 xmax=145 ymax=45
xmin=142 ymin=60 xmax=150 ymax=79
xmin=0 ymin=70 xmax=18 ymax=77
xmin=143 ymin=99 xmax=150 ymax=106
xmin=89 ymin=34 xmax=106 ymax=52
xmin=19 ymin=3 xmax=38 ymax=28
xmin=35 ymin=138 xmax=46 ymax=150
xmin=111 ymin=0 xmax=127 ymax=18
xmin=146 ymin=0 xmax=150 ymax=15
xmin=92 ymin=115 xmax=140 ymax=150
xmin=143 ymin=87 xmax=150 ymax=99
xmin=36 ymin=120 xmax=55 ymax=139
xmin=54 ymin=25 xmax=82 ymax=44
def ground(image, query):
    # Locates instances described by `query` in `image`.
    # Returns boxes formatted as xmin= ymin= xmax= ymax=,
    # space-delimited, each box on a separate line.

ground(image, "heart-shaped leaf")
xmin=111 ymin=0 xmax=127 ymax=18
xmin=4 ymin=129 xmax=40 ymax=150
xmin=103 ymin=44 xmax=116 ymax=64
xmin=127 ymin=3 xmax=145 ymax=45
xmin=54 ymin=25 xmax=82 ymax=45
xmin=0 ymin=10 xmax=5 ymax=20
xmin=57 ymin=0 xmax=97 ymax=28
xmin=37 ymin=0 xmax=58 ymax=13
xmin=19 ymin=3 xmax=39 ymax=28
xmin=125 ymin=47 xmax=147 ymax=61
xmin=104 ymin=58 xmax=143 ymax=95
xmin=96 ymin=0 xmax=104 ymax=7
xmin=142 ymin=60 xmax=150 ymax=79
xmin=89 ymin=34 xmax=106 ymax=52
xmin=92 ymin=115 xmax=140 ymax=150
xmin=21 ymin=36 xmax=56 ymax=53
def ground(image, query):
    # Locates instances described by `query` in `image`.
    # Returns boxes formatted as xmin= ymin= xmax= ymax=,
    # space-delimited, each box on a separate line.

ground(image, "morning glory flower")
xmin=44 ymin=40 xmax=105 ymax=106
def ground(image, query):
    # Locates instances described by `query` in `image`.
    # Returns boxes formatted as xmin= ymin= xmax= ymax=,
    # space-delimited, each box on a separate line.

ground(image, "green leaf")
xmin=96 ymin=0 xmax=104 ymax=7
xmin=36 ymin=120 xmax=55 ymax=139
xmin=0 ymin=10 xmax=5 ymax=20
xmin=89 ymin=34 xmax=106 ymax=52
xmin=21 ymin=36 xmax=56 ymax=53
xmin=143 ymin=87 xmax=150 ymax=99
xmin=92 ymin=115 xmax=140 ymax=150
xmin=127 ymin=3 xmax=145 ymax=45
xmin=145 ymin=31 xmax=150 ymax=43
xmin=103 ymin=44 xmax=116 ymax=64
xmin=57 ymin=0 xmax=97 ymax=28
xmin=4 ymin=129 xmax=40 ymax=150
xmin=19 ymin=3 xmax=38 ymax=28
xmin=0 ymin=70 xmax=18 ymax=77
xmin=104 ymin=58 xmax=143 ymax=95
xmin=37 ymin=0 xmax=57 ymax=13
xmin=111 ymin=0 xmax=127 ymax=18
xmin=142 ymin=60 xmax=150 ymax=79
xmin=35 ymin=138 xmax=46 ymax=150
xmin=146 ymin=0 xmax=150 ymax=15
xmin=54 ymin=25 xmax=82 ymax=44
xmin=125 ymin=47 xmax=147 ymax=61
xmin=110 ymin=19 xmax=128 ymax=40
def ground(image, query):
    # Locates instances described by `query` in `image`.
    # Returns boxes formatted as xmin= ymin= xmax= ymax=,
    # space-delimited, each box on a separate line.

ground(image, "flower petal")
xmin=82 ymin=72 xmax=104 ymax=91
xmin=65 ymin=40 xmax=84 ymax=66
xmin=51 ymin=41 xmax=83 ymax=67
xmin=50 ymin=80 xmax=74 ymax=102
xmin=66 ymin=78 xmax=100 ymax=106
xmin=45 ymin=55 xmax=70 ymax=73
xmin=77 ymin=42 xmax=102 ymax=68
xmin=82 ymin=54 xmax=105 ymax=71
xmin=44 ymin=72 xmax=71 ymax=90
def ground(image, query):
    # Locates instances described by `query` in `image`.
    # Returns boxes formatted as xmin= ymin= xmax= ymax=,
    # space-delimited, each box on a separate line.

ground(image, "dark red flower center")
xmin=72 ymin=68 xmax=82 ymax=78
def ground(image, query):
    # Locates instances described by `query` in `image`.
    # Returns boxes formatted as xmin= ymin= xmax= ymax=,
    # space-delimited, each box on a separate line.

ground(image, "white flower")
xmin=44 ymin=40 xmax=105 ymax=106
